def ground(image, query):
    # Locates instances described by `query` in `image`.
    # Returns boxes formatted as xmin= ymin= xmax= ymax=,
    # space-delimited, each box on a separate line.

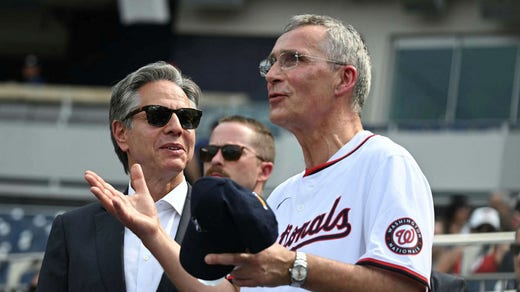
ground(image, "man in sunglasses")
xmin=86 ymin=14 xmax=434 ymax=292
xmin=200 ymin=115 xmax=275 ymax=197
xmin=38 ymin=61 xmax=202 ymax=291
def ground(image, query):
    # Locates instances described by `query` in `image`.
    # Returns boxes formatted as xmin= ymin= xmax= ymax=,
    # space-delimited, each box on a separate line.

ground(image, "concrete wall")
xmin=175 ymin=0 xmax=516 ymax=124
xmin=2 ymin=108 xmax=519 ymax=200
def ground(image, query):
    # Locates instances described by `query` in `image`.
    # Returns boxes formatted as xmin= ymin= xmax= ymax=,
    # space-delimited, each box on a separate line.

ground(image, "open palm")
xmin=85 ymin=164 xmax=160 ymax=239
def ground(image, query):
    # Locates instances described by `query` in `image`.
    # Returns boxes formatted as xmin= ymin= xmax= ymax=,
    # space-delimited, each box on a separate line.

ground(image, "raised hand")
xmin=85 ymin=164 xmax=160 ymax=239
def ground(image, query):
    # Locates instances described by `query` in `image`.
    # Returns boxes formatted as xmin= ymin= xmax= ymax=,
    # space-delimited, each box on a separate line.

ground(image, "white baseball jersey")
xmin=243 ymin=130 xmax=434 ymax=291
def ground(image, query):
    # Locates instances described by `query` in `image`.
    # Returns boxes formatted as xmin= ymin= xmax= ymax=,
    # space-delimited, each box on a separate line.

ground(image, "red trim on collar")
xmin=303 ymin=134 xmax=376 ymax=177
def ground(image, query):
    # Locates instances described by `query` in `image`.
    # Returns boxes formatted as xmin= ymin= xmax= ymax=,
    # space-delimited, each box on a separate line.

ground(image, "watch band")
xmin=289 ymin=251 xmax=308 ymax=287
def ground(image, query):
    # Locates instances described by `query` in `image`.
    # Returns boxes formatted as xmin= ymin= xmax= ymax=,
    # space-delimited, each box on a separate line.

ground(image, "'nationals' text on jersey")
xmin=278 ymin=196 xmax=351 ymax=251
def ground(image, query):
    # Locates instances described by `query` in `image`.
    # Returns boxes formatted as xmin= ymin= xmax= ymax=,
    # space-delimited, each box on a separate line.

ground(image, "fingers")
xmin=206 ymin=244 xmax=290 ymax=287
xmin=205 ymin=252 xmax=248 ymax=266
xmin=85 ymin=170 xmax=109 ymax=200
xmin=85 ymin=170 xmax=124 ymax=197
xmin=205 ymin=253 xmax=258 ymax=287
xmin=85 ymin=170 xmax=122 ymax=215
xmin=84 ymin=170 xmax=105 ymax=190
xmin=130 ymin=164 xmax=150 ymax=196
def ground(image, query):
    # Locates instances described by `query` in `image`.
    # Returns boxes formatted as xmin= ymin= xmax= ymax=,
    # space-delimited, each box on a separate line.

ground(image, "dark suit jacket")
xmin=36 ymin=185 xmax=191 ymax=292
xmin=430 ymin=271 xmax=468 ymax=292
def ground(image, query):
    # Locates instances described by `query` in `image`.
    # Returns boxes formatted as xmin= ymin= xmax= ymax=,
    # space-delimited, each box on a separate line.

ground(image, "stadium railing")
xmin=434 ymin=231 xmax=516 ymax=292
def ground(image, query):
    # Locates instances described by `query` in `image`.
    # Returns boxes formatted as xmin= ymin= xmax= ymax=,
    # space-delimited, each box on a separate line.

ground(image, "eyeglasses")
xmin=511 ymin=243 xmax=520 ymax=256
xmin=123 ymin=105 xmax=202 ymax=129
xmin=259 ymin=50 xmax=347 ymax=77
xmin=199 ymin=144 xmax=266 ymax=162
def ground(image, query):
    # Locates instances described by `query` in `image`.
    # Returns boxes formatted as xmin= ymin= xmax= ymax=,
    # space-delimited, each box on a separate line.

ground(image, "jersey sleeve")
xmin=357 ymin=152 xmax=434 ymax=287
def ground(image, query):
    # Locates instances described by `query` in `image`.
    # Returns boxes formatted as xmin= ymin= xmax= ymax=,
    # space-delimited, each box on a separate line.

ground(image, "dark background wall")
xmin=0 ymin=1 xmax=275 ymax=101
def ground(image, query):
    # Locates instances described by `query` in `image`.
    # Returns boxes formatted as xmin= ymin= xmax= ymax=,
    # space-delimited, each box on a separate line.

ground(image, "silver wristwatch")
xmin=289 ymin=251 xmax=307 ymax=287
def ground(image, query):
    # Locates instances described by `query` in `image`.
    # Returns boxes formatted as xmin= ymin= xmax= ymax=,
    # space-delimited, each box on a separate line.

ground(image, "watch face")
xmin=293 ymin=265 xmax=307 ymax=281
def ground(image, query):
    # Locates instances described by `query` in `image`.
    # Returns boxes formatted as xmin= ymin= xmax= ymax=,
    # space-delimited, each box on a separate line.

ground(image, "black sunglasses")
xmin=511 ymin=243 xmax=520 ymax=256
xmin=199 ymin=144 xmax=265 ymax=162
xmin=124 ymin=105 xmax=202 ymax=129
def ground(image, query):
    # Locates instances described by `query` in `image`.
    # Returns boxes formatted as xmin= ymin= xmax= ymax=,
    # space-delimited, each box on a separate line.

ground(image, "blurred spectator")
xmin=489 ymin=190 xmax=515 ymax=232
xmin=433 ymin=194 xmax=471 ymax=271
xmin=436 ymin=207 xmax=508 ymax=291
xmin=511 ymin=226 xmax=520 ymax=291
xmin=497 ymin=198 xmax=520 ymax=287
xmin=495 ymin=224 xmax=520 ymax=291
xmin=444 ymin=194 xmax=472 ymax=235
xmin=21 ymin=54 xmax=45 ymax=84
xmin=461 ymin=207 xmax=507 ymax=274
xmin=433 ymin=207 xmax=447 ymax=269
xmin=512 ymin=197 xmax=520 ymax=229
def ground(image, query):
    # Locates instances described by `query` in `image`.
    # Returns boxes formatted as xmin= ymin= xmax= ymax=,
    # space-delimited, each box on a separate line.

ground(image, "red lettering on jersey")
xmin=278 ymin=196 xmax=351 ymax=250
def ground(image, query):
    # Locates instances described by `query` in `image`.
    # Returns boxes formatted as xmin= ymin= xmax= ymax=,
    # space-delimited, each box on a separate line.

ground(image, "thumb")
xmin=130 ymin=164 xmax=149 ymax=195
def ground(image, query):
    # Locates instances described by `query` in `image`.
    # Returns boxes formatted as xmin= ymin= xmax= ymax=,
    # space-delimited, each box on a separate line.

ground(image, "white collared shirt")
xmin=124 ymin=180 xmax=187 ymax=292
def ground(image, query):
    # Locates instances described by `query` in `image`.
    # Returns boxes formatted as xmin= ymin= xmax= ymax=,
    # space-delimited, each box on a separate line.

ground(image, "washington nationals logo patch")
xmin=385 ymin=217 xmax=423 ymax=255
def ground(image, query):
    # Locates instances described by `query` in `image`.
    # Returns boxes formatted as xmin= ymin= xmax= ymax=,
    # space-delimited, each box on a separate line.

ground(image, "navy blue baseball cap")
xmin=180 ymin=177 xmax=278 ymax=280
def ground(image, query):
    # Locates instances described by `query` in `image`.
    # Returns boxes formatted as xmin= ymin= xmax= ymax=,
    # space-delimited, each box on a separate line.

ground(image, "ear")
xmin=257 ymin=161 xmax=274 ymax=183
xmin=334 ymin=65 xmax=358 ymax=96
xmin=112 ymin=120 xmax=130 ymax=152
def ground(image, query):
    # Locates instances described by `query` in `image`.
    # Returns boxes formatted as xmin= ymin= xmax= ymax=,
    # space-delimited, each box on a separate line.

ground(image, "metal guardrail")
xmin=434 ymin=231 xmax=516 ymax=292
xmin=0 ymin=82 xmax=250 ymax=107
xmin=0 ymin=82 xmax=111 ymax=104
xmin=434 ymin=231 xmax=515 ymax=246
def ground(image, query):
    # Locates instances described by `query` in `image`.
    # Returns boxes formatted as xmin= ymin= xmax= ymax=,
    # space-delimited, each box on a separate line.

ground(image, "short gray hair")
xmin=109 ymin=61 xmax=201 ymax=173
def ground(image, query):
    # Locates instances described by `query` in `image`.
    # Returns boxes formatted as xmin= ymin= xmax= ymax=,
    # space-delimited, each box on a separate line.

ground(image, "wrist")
xmin=289 ymin=251 xmax=308 ymax=287
xmin=142 ymin=224 xmax=167 ymax=249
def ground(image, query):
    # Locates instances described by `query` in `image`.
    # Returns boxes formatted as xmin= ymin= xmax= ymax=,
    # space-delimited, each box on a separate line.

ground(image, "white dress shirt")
xmin=124 ymin=180 xmax=187 ymax=292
